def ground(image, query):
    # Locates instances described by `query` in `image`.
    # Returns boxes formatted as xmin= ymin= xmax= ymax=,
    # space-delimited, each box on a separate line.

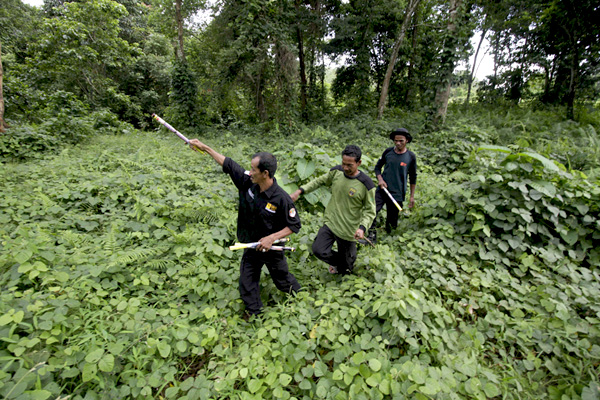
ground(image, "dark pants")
xmin=371 ymin=188 xmax=403 ymax=233
xmin=312 ymin=225 xmax=357 ymax=275
xmin=239 ymin=249 xmax=301 ymax=315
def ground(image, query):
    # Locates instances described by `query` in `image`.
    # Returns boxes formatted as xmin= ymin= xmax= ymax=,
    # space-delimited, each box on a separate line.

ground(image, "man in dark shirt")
xmin=189 ymin=139 xmax=301 ymax=319
xmin=367 ymin=128 xmax=417 ymax=243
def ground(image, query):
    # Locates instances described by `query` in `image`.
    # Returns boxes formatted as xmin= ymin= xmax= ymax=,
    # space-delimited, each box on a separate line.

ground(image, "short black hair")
xmin=389 ymin=128 xmax=412 ymax=143
xmin=342 ymin=145 xmax=362 ymax=162
xmin=252 ymin=152 xmax=277 ymax=178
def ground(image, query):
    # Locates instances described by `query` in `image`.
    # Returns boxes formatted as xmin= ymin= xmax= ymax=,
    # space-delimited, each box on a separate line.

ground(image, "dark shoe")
xmin=367 ymin=230 xmax=377 ymax=244
xmin=243 ymin=311 xmax=259 ymax=322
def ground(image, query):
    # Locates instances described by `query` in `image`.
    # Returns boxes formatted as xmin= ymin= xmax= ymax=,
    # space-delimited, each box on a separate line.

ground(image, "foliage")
xmin=1 ymin=118 xmax=599 ymax=399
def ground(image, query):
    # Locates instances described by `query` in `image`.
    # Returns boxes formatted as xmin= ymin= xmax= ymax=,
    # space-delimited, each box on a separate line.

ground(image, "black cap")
xmin=390 ymin=128 xmax=412 ymax=143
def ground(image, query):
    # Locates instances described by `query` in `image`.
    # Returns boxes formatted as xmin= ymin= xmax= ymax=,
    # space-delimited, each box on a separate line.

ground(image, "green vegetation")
xmin=1 ymin=0 xmax=600 ymax=398
xmin=1 ymin=109 xmax=599 ymax=399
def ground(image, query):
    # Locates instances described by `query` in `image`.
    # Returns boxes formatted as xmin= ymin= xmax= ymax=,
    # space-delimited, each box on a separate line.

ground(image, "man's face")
xmin=393 ymin=135 xmax=407 ymax=151
xmin=250 ymin=157 xmax=268 ymax=184
xmin=342 ymin=155 xmax=361 ymax=177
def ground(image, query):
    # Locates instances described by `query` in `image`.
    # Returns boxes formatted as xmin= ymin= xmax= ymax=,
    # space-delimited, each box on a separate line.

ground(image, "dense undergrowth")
xmin=1 ymin=108 xmax=599 ymax=399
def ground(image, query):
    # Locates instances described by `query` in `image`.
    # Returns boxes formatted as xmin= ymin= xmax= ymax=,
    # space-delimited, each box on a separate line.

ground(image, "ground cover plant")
xmin=1 ymin=111 xmax=599 ymax=399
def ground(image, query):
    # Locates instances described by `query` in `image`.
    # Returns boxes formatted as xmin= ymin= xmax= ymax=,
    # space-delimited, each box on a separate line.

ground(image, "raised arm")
xmin=189 ymin=139 xmax=226 ymax=166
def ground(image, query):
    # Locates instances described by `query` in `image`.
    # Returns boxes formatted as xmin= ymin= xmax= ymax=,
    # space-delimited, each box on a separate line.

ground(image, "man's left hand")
xmin=354 ymin=229 xmax=365 ymax=240
xmin=409 ymin=198 xmax=415 ymax=208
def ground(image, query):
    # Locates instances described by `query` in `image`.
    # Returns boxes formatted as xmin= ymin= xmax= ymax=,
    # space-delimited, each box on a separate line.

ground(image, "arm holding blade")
xmin=229 ymin=238 xmax=295 ymax=251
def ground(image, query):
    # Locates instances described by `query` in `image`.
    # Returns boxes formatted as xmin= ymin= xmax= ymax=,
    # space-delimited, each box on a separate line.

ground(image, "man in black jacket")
xmin=367 ymin=128 xmax=417 ymax=243
xmin=189 ymin=139 xmax=301 ymax=319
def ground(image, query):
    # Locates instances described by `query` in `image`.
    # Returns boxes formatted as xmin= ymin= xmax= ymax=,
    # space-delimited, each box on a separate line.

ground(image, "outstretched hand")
xmin=290 ymin=189 xmax=302 ymax=202
xmin=189 ymin=139 xmax=207 ymax=152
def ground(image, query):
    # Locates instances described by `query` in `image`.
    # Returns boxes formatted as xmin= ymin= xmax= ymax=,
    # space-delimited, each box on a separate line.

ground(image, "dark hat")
xmin=390 ymin=128 xmax=412 ymax=143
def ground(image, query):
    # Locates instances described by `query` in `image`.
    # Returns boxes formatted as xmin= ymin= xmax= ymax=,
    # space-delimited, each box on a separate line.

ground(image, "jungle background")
xmin=1 ymin=0 xmax=599 ymax=399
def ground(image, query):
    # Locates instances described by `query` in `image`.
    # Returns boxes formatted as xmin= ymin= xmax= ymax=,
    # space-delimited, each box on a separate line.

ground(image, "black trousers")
xmin=312 ymin=225 xmax=357 ymax=275
xmin=370 ymin=188 xmax=403 ymax=233
xmin=239 ymin=249 xmax=301 ymax=315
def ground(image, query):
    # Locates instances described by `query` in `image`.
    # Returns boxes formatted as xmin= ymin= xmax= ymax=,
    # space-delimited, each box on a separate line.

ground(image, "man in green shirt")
xmin=290 ymin=145 xmax=376 ymax=274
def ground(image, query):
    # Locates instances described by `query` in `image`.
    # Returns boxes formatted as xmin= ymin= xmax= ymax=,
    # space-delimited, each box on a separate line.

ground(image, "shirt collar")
xmin=259 ymin=178 xmax=279 ymax=198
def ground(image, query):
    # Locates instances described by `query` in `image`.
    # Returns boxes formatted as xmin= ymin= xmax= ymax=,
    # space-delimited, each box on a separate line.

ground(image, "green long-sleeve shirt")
xmin=301 ymin=166 xmax=376 ymax=241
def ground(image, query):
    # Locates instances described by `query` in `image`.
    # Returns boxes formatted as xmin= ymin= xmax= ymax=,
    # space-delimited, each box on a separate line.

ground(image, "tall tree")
xmin=535 ymin=0 xmax=600 ymax=119
xmin=376 ymin=0 xmax=421 ymax=119
xmin=28 ymin=0 xmax=136 ymax=106
xmin=430 ymin=0 xmax=468 ymax=127
xmin=148 ymin=0 xmax=205 ymax=61
xmin=327 ymin=0 xmax=407 ymax=112
xmin=295 ymin=0 xmax=308 ymax=119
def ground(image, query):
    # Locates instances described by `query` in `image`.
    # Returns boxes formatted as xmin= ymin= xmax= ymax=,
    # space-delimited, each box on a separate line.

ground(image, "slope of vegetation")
xmin=1 ymin=110 xmax=599 ymax=399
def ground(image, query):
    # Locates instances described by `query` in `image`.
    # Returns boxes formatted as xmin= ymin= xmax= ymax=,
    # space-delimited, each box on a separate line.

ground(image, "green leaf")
xmin=351 ymin=352 xmax=366 ymax=365
xmin=520 ymin=152 xmax=560 ymax=172
xmin=483 ymin=382 xmax=500 ymax=397
xmin=165 ymin=386 xmax=179 ymax=398
xmin=27 ymin=390 xmax=53 ymax=400
xmin=85 ymin=348 xmax=105 ymax=364
xmin=368 ymin=359 xmax=382 ymax=372
xmin=157 ymin=341 xmax=171 ymax=358
xmin=332 ymin=369 xmax=343 ymax=381
xmin=17 ymin=263 xmax=34 ymax=274
xmin=98 ymin=354 xmax=115 ymax=372
xmin=0 ymin=312 xmax=13 ymax=326
xmin=279 ymin=373 xmax=292 ymax=387
xmin=299 ymin=379 xmax=312 ymax=390
xmin=296 ymin=158 xmax=316 ymax=180
xmin=15 ymin=250 xmax=34 ymax=264
xmin=314 ymin=361 xmax=328 ymax=377
xmin=248 ymin=379 xmax=263 ymax=393
xmin=582 ymin=382 xmax=600 ymax=400
xmin=477 ymin=145 xmax=511 ymax=154
xmin=560 ymin=230 xmax=578 ymax=245
xmin=82 ymin=363 xmax=97 ymax=382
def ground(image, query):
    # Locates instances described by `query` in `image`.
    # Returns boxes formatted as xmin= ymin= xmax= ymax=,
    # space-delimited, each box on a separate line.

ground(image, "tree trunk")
xmin=404 ymin=8 xmax=421 ymax=108
xmin=295 ymin=4 xmax=308 ymax=120
xmin=175 ymin=0 xmax=186 ymax=62
xmin=566 ymin=47 xmax=578 ymax=120
xmin=431 ymin=0 xmax=463 ymax=128
xmin=465 ymin=28 xmax=487 ymax=107
xmin=256 ymin=62 xmax=267 ymax=122
xmin=0 ymin=42 xmax=8 ymax=133
xmin=376 ymin=0 xmax=421 ymax=119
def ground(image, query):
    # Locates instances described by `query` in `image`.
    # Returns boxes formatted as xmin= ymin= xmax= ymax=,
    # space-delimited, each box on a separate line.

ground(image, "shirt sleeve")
xmin=374 ymin=148 xmax=391 ymax=177
xmin=222 ymin=157 xmax=249 ymax=190
xmin=281 ymin=195 xmax=301 ymax=233
xmin=359 ymin=186 xmax=377 ymax=232
xmin=408 ymin=152 xmax=418 ymax=185
xmin=300 ymin=169 xmax=336 ymax=194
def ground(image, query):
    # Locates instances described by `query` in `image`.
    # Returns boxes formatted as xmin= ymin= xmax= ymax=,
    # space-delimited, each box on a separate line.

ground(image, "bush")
xmin=0 ymin=125 xmax=59 ymax=161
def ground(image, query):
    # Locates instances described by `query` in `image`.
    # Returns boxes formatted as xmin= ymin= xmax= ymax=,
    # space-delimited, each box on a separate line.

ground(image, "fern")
xmin=59 ymin=230 xmax=90 ymax=247
xmin=103 ymin=222 xmax=124 ymax=253
xmin=108 ymin=245 xmax=170 ymax=268
xmin=144 ymin=259 xmax=176 ymax=271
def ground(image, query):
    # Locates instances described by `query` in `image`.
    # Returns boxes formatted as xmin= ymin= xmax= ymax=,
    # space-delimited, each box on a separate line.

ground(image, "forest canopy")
xmin=0 ymin=0 xmax=599 ymax=139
